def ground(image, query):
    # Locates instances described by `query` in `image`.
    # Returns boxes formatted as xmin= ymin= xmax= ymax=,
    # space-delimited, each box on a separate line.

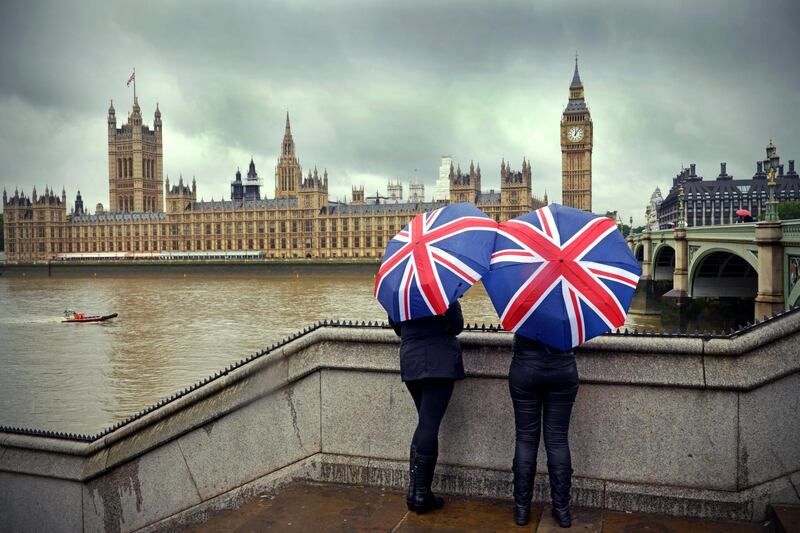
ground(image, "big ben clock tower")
xmin=561 ymin=56 xmax=593 ymax=211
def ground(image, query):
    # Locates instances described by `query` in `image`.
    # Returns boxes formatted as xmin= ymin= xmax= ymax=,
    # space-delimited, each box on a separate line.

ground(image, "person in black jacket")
xmin=388 ymin=300 xmax=464 ymax=514
xmin=509 ymin=333 xmax=578 ymax=528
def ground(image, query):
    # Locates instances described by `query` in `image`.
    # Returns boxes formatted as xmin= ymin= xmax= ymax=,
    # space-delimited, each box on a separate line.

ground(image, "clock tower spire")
xmin=561 ymin=54 xmax=593 ymax=211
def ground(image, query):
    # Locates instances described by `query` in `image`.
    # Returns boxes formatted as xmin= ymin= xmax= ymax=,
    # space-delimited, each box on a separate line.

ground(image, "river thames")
xmin=0 ymin=264 xmax=665 ymax=435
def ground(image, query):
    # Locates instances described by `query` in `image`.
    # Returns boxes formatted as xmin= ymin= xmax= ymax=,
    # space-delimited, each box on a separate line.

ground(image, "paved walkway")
xmin=185 ymin=482 xmax=771 ymax=532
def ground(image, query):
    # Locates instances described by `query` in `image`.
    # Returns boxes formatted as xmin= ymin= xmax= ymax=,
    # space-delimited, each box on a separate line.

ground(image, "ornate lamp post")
xmin=628 ymin=216 xmax=634 ymax=236
xmin=764 ymin=139 xmax=780 ymax=221
xmin=753 ymin=139 xmax=784 ymax=319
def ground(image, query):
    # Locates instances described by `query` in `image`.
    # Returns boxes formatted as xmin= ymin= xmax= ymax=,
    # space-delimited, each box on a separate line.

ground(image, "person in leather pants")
xmin=389 ymin=300 xmax=464 ymax=514
xmin=509 ymin=333 xmax=578 ymax=528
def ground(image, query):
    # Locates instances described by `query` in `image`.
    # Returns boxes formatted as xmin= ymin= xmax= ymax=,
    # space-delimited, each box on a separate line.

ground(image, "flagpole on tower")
xmin=133 ymin=67 xmax=136 ymax=101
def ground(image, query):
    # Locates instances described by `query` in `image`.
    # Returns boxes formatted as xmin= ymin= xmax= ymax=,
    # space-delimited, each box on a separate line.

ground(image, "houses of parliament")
xmin=2 ymin=63 xmax=592 ymax=263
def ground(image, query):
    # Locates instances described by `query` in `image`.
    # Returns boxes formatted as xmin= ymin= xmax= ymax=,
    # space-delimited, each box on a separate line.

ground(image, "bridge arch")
xmin=651 ymin=244 xmax=675 ymax=281
xmin=688 ymin=248 xmax=758 ymax=298
xmin=634 ymin=243 xmax=644 ymax=262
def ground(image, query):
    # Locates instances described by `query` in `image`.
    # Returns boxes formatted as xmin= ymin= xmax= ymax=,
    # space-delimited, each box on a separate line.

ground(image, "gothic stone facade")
xmin=656 ymin=146 xmax=799 ymax=229
xmin=3 ymin=102 xmax=546 ymax=263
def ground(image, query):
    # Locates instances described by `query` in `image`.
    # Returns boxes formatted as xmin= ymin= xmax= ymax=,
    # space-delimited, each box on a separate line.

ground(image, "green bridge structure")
xmin=628 ymin=219 xmax=800 ymax=320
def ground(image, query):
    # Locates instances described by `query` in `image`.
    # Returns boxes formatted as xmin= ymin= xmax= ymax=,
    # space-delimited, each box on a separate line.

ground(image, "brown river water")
xmin=0 ymin=264 xmax=656 ymax=435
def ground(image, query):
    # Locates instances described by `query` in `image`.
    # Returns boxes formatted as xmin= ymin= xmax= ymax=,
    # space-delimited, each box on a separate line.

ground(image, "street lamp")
xmin=764 ymin=139 xmax=780 ymax=221
xmin=628 ymin=216 xmax=634 ymax=236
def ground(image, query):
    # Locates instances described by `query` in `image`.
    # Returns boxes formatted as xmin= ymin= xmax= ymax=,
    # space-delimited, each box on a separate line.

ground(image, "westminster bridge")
xmin=627 ymin=219 xmax=800 ymax=320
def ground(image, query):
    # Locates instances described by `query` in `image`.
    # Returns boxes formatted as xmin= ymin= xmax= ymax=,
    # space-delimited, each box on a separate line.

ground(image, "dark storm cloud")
xmin=1 ymin=0 xmax=798 ymax=223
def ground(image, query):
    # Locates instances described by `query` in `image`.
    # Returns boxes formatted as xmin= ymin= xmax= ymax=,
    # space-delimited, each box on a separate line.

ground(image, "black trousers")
xmin=405 ymin=378 xmax=455 ymax=456
xmin=508 ymin=354 xmax=579 ymax=472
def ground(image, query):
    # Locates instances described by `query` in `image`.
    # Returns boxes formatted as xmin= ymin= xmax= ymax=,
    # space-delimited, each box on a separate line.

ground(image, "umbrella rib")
xmin=431 ymin=248 xmax=479 ymax=284
xmin=563 ymin=262 xmax=625 ymax=328
xmin=501 ymin=263 xmax=561 ymax=331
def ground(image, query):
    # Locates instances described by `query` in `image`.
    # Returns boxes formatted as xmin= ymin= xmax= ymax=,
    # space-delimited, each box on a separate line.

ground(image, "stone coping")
xmin=1 ymin=305 xmax=799 ymax=462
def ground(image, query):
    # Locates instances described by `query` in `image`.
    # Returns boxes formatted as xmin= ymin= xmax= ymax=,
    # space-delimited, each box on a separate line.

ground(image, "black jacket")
xmin=389 ymin=301 xmax=465 ymax=382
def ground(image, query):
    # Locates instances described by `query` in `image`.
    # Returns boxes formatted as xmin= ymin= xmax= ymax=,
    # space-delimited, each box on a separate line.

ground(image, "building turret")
xmin=449 ymin=160 xmax=481 ymax=203
xmin=74 ymin=190 xmax=84 ymax=215
xmin=232 ymin=157 xmax=263 ymax=202
xmin=108 ymin=100 xmax=116 ymax=129
xmin=501 ymin=157 xmax=533 ymax=218
xmin=166 ymin=173 xmax=196 ymax=213
xmin=154 ymin=102 xmax=162 ymax=132
xmin=231 ymin=168 xmax=244 ymax=201
xmin=275 ymin=112 xmax=302 ymax=199
xmin=2 ymin=187 xmax=6 ymax=206
xmin=387 ymin=178 xmax=403 ymax=203
xmin=299 ymin=164 xmax=329 ymax=209
xmin=351 ymin=185 xmax=365 ymax=205
xmin=408 ymin=179 xmax=425 ymax=203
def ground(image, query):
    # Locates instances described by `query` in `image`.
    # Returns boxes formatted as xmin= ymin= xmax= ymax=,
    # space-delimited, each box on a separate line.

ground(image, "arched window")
xmin=118 ymin=159 xmax=122 ymax=178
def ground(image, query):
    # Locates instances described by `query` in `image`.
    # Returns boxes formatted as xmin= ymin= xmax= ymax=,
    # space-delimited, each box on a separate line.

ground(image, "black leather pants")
xmin=508 ymin=353 xmax=579 ymax=477
xmin=406 ymin=378 xmax=455 ymax=456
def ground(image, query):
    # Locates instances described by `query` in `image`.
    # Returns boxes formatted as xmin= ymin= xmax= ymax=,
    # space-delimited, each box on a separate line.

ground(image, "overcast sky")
xmin=1 ymin=0 xmax=798 ymax=224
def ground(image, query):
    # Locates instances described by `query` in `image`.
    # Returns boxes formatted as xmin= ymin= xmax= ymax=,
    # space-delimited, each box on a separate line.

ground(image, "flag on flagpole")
xmin=127 ymin=71 xmax=135 ymax=87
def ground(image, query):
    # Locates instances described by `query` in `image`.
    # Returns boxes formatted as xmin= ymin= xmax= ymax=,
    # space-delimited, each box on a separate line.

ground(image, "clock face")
xmin=567 ymin=126 xmax=584 ymax=142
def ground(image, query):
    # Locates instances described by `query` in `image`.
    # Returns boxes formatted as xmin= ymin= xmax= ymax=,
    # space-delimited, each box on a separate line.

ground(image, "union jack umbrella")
xmin=374 ymin=203 xmax=498 ymax=323
xmin=483 ymin=204 xmax=641 ymax=351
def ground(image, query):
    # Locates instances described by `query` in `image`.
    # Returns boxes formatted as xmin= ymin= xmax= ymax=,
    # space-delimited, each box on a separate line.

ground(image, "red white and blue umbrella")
xmin=482 ymin=204 xmax=641 ymax=351
xmin=374 ymin=202 xmax=498 ymax=323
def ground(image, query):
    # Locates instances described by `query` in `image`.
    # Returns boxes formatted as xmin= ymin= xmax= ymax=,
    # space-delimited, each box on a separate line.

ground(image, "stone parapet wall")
xmin=2 ymin=314 xmax=800 ymax=532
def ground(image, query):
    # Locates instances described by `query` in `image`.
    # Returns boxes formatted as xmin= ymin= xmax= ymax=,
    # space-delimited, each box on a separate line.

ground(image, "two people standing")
xmin=389 ymin=301 xmax=578 ymax=528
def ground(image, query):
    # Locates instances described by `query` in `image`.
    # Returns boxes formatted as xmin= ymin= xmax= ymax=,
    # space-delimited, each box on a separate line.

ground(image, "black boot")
xmin=411 ymin=452 xmax=444 ymax=514
xmin=548 ymin=466 xmax=573 ymax=528
xmin=512 ymin=459 xmax=535 ymax=526
xmin=406 ymin=444 xmax=417 ymax=511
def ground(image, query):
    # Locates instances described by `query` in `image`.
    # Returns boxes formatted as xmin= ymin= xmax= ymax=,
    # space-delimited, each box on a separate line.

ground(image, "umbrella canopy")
xmin=736 ymin=209 xmax=751 ymax=217
xmin=374 ymin=202 xmax=497 ymax=323
xmin=483 ymin=204 xmax=641 ymax=351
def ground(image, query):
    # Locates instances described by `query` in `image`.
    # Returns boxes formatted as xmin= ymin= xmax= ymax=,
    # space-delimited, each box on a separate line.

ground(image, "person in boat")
xmin=388 ymin=300 xmax=464 ymax=515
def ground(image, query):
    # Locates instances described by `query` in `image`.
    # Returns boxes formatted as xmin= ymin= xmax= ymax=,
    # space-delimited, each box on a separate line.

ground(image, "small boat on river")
xmin=62 ymin=309 xmax=118 ymax=323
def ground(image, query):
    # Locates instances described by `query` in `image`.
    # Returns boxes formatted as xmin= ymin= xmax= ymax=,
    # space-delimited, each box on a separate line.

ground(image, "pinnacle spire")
xmin=285 ymin=111 xmax=291 ymax=132
xmin=571 ymin=52 xmax=582 ymax=89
